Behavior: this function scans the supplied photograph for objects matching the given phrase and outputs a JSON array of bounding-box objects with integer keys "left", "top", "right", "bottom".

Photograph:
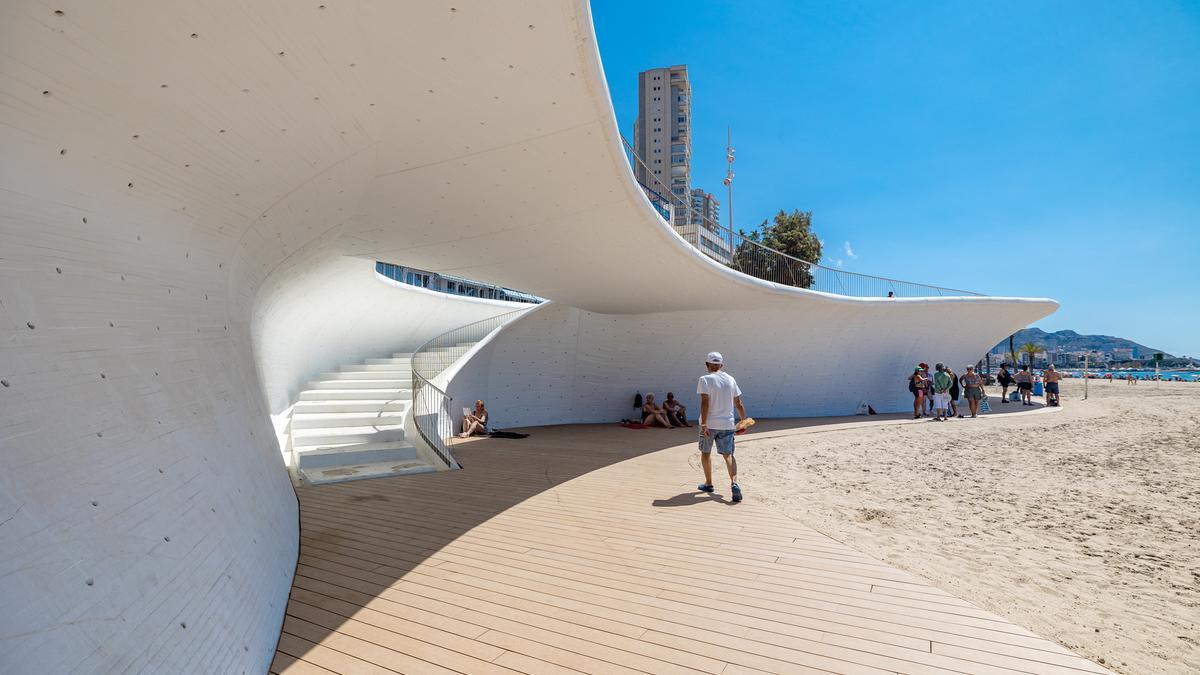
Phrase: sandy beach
[{"left": 737, "top": 379, "right": 1199, "bottom": 674}]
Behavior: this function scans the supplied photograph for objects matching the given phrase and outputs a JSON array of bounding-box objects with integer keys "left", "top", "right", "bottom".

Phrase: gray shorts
[{"left": 699, "top": 428, "right": 735, "bottom": 455}]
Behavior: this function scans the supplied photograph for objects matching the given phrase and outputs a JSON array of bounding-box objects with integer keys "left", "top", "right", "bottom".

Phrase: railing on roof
[{"left": 621, "top": 137, "right": 984, "bottom": 298}]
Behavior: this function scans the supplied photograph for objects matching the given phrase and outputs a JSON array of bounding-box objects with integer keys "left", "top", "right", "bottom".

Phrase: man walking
[
  {"left": 697, "top": 351, "right": 748, "bottom": 503},
  {"left": 931, "top": 363, "right": 953, "bottom": 421}
]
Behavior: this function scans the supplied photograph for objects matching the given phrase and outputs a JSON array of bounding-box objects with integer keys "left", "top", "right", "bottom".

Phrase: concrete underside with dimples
[{"left": 0, "top": 1, "right": 1054, "bottom": 671}]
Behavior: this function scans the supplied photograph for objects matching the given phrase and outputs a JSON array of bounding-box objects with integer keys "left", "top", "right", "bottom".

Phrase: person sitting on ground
[
  {"left": 907, "top": 366, "right": 928, "bottom": 419},
  {"left": 663, "top": 392, "right": 690, "bottom": 427},
  {"left": 641, "top": 393, "right": 673, "bottom": 428},
  {"left": 931, "top": 363, "right": 953, "bottom": 421},
  {"left": 1015, "top": 366, "right": 1034, "bottom": 405},
  {"left": 997, "top": 364, "right": 1014, "bottom": 402},
  {"left": 961, "top": 364, "right": 985, "bottom": 418},
  {"left": 460, "top": 399, "right": 489, "bottom": 437},
  {"left": 1044, "top": 364, "right": 1063, "bottom": 407}
]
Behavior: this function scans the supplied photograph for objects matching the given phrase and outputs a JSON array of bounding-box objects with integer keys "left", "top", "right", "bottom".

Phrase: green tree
[
  {"left": 1019, "top": 342, "right": 1042, "bottom": 368},
  {"left": 731, "top": 209, "right": 822, "bottom": 288}
]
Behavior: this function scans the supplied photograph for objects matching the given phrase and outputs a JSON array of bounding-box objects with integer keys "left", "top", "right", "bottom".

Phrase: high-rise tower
[{"left": 634, "top": 65, "right": 690, "bottom": 228}]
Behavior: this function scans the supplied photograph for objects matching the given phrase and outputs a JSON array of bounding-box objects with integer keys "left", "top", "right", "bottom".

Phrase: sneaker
[
  {"left": 731, "top": 483, "right": 743, "bottom": 502},
  {"left": 697, "top": 483, "right": 714, "bottom": 493}
]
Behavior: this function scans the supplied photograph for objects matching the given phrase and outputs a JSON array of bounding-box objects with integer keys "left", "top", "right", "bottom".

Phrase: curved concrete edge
[
  {"left": 252, "top": 253, "right": 526, "bottom": 413},
  {"left": 445, "top": 298, "right": 1055, "bottom": 429},
  {"left": 0, "top": 1, "right": 1058, "bottom": 671}
]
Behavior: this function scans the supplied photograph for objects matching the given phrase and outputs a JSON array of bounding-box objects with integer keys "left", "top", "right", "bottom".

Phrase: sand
[{"left": 737, "top": 379, "right": 1200, "bottom": 674}]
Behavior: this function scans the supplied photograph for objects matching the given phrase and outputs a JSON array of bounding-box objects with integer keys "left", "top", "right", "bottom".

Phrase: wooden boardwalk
[{"left": 271, "top": 422, "right": 1107, "bottom": 675}]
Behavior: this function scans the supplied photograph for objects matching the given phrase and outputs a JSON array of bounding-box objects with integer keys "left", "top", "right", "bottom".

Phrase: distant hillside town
[{"left": 989, "top": 328, "right": 1194, "bottom": 368}]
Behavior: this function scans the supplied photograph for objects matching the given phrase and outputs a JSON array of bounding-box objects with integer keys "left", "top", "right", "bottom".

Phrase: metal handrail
[
  {"left": 620, "top": 136, "right": 983, "bottom": 298},
  {"left": 409, "top": 306, "right": 533, "bottom": 468}
]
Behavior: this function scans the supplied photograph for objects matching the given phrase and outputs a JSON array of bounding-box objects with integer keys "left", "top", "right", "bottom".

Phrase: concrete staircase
[{"left": 290, "top": 353, "right": 437, "bottom": 485}]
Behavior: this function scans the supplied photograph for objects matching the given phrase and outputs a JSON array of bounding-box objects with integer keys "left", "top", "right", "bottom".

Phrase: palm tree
[
  {"left": 1019, "top": 342, "right": 1042, "bottom": 369},
  {"left": 1009, "top": 334, "right": 1018, "bottom": 367}
]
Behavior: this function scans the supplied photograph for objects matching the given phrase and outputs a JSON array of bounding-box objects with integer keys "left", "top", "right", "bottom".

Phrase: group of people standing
[
  {"left": 995, "top": 363, "right": 1063, "bottom": 407},
  {"left": 907, "top": 362, "right": 986, "bottom": 420}
]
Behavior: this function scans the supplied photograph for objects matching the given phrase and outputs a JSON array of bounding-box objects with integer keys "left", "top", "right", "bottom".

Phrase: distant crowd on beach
[{"left": 906, "top": 362, "right": 1064, "bottom": 421}]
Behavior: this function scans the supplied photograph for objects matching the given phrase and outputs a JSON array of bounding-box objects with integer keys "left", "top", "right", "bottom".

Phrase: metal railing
[
  {"left": 410, "top": 307, "right": 534, "bottom": 468},
  {"left": 621, "top": 137, "right": 983, "bottom": 298}
]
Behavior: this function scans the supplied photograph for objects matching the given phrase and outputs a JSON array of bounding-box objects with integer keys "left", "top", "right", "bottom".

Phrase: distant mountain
[{"left": 991, "top": 328, "right": 1172, "bottom": 359}]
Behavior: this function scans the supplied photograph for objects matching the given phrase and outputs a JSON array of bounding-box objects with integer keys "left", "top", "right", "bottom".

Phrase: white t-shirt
[{"left": 697, "top": 370, "right": 742, "bottom": 430}]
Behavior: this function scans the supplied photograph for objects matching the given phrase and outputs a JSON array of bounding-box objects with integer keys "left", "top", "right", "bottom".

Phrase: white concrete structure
[{"left": 0, "top": 1, "right": 1055, "bottom": 672}]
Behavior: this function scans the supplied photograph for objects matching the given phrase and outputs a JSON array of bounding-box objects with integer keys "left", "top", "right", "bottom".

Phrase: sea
[{"left": 1065, "top": 369, "right": 1200, "bottom": 381}]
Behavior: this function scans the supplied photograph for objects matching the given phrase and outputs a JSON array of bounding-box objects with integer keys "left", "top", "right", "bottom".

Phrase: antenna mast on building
[{"left": 723, "top": 127, "right": 735, "bottom": 257}]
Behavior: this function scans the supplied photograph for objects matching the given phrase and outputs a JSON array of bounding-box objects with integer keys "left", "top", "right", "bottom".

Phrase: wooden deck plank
[{"left": 273, "top": 424, "right": 1109, "bottom": 675}]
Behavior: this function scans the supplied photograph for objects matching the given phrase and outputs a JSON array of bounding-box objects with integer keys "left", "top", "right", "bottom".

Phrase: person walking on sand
[
  {"left": 696, "top": 351, "right": 748, "bottom": 503},
  {"left": 1044, "top": 364, "right": 1063, "bottom": 407},
  {"left": 961, "top": 365, "right": 985, "bottom": 417},
  {"left": 931, "top": 363, "right": 953, "bottom": 421}
]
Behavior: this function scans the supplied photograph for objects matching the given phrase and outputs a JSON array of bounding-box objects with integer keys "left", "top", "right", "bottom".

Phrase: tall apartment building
[
  {"left": 634, "top": 65, "right": 691, "bottom": 228},
  {"left": 690, "top": 188, "right": 720, "bottom": 227},
  {"left": 689, "top": 188, "right": 732, "bottom": 263}
]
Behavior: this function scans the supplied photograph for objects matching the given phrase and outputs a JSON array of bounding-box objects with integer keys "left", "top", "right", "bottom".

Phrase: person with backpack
[{"left": 907, "top": 366, "right": 928, "bottom": 419}]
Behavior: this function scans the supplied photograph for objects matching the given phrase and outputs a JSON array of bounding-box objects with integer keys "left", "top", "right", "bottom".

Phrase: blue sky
[{"left": 593, "top": 1, "right": 1200, "bottom": 357}]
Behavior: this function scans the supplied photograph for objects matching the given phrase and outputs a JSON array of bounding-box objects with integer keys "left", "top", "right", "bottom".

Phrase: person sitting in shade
[
  {"left": 641, "top": 393, "right": 673, "bottom": 428},
  {"left": 459, "top": 399, "right": 488, "bottom": 437},
  {"left": 663, "top": 392, "right": 690, "bottom": 427}
]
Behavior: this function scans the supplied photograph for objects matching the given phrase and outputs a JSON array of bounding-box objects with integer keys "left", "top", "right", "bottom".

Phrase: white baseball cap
[{"left": 706, "top": 351, "right": 724, "bottom": 365}]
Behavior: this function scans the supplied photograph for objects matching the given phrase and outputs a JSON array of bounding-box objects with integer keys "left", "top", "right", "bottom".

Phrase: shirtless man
[
  {"left": 1044, "top": 364, "right": 1063, "bottom": 406},
  {"left": 662, "top": 392, "right": 690, "bottom": 427}
]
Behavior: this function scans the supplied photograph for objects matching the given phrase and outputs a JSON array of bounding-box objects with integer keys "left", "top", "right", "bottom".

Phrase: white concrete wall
[
  {"left": 0, "top": 1, "right": 1057, "bottom": 672},
  {"left": 253, "top": 253, "right": 527, "bottom": 412},
  {"left": 447, "top": 297, "right": 1055, "bottom": 430}
]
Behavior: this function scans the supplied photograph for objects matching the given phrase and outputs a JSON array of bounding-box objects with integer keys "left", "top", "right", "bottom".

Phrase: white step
[
  {"left": 392, "top": 352, "right": 415, "bottom": 358},
  {"left": 291, "top": 411, "right": 407, "bottom": 429},
  {"left": 299, "top": 459, "right": 436, "bottom": 486},
  {"left": 292, "top": 424, "right": 406, "bottom": 448},
  {"left": 319, "top": 370, "right": 410, "bottom": 381},
  {"left": 306, "top": 379, "right": 410, "bottom": 390},
  {"left": 298, "top": 388, "right": 413, "bottom": 401},
  {"left": 293, "top": 400, "right": 411, "bottom": 414},
  {"left": 351, "top": 362, "right": 412, "bottom": 371},
  {"left": 296, "top": 441, "right": 417, "bottom": 468}
]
